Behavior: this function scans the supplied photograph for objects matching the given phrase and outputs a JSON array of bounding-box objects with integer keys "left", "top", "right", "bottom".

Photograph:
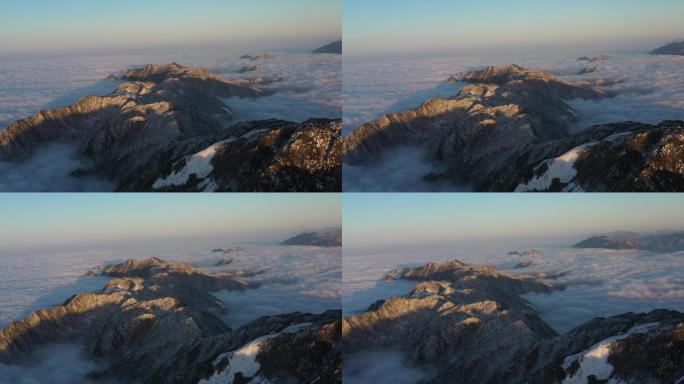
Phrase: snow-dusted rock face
[
  {"left": 152, "top": 119, "right": 343, "bottom": 192},
  {"left": 343, "top": 259, "right": 684, "bottom": 384},
  {"left": 485, "top": 120, "right": 684, "bottom": 192},
  {"left": 344, "top": 64, "right": 684, "bottom": 192},
  {"left": 0, "top": 258, "right": 342, "bottom": 384},
  {"left": 0, "top": 63, "right": 342, "bottom": 192}
]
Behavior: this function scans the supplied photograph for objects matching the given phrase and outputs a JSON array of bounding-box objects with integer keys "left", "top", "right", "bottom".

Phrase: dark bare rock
[
  {"left": 480, "top": 120, "right": 684, "bottom": 192},
  {"left": 650, "top": 41, "right": 684, "bottom": 56},
  {"left": 577, "top": 56, "right": 591, "bottom": 61},
  {"left": 151, "top": 119, "right": 343, "bottom": 192},
  {"left": 105, "top": 74, "right": 118, "bottom": 80},
  {"left": 345, "top": 259, "right": 684, "bottom": 384},
  {"left": 574, "top": 231, "right": 684, "bottom": 252},
  {"left": 281, "top": 228, "right": 342, "bottom": 247},
  {"left": 313, "top": 41, "right": 342, "bottom": 54},
  {"left": 514, "top": 260, "right": 535, "bottom": 269},
  {"left": 0, "top": 63, "right": 341, "bottom": 192},
  {"left": 0, "top": 259, "right": 341, "bottom": 384}
]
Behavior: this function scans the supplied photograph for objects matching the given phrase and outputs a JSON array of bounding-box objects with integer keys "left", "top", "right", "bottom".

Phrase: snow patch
[
  {"left": 200, "top": 323, "right": 312, "bottom": 384},
  {"left": 152, "top": 139, "right": 234, "bottom": 189},
  {"left": 561, "top": 322, "right": 659, "bottom": 384},
  {"left": 515, "top": 142, "right": 596, "bottom": 192}
]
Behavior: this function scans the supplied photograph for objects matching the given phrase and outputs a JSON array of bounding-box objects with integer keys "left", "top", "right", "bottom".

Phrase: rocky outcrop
[
  {"left": 482, "top": 120, "right": 684, "bottom": 192},
  {"left": 0, "top": 63, "right": 342, "bottom": 192},
  {"left": 650, "top": 41, "right": 684, "bottom": 56},
  {"left": 151, "top": 119, "right": 342, "bottom": 192},
  {"left": 281, "top": 228, "right": 342, "bottom": 247},
  {"left": 238, "top": 64, "right": 259, "bottom": 73},
  {"left": 343, "top": 259, "right": 684, "bottom": 384},
  {"left": 313, "top": 41, "right": 342, "bottom": 54},
  {"left": 574, "top": 231, "right": 684, "bottom": 252},
  {"left": 0, "top": 258, "right": 341, "bottom": 384},
  {"left": 577, "top": 66, "right": 599, "bottom": 75}
]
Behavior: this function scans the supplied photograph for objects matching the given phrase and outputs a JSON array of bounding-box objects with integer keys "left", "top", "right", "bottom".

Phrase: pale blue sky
[
  {"left": 0, "top": 0, "right": 341, "bottom": 56},
  {"left": 344, "top": 0, "right": 684, "bottom": 57},
  {"left": 0, "top": 194, "right": 340, "bottom": 251},
  {"left": 343, "top": 194, "right": 684, "bottom": 251}
]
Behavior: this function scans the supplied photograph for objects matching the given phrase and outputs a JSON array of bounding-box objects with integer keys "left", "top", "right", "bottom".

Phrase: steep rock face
[
  {"left": 0, "top": 63, "right": 342, "bottom": 192},
  {"left": 0, "top": 258, "right": 341, "bottom": 384},
  {"left": 151, "top": 119, "right": 343, "bottom": 192},
  {"left": 281, "top": 228, "right": 342, "bottom": 247},
  {"left": 482, "top": 120, "right": 684, "bottom": 192},
  {"left": 528, "top": 310, "right": 684, "bottom": 384},
  {"left": 344, "top": 65, "right": 613, "bottom": 185},
  {"left": 650, "top": 41, "right": 684, "bottom": 56},
  {"left": 343, "top": 259, "right": 684, "bottom": 384}
]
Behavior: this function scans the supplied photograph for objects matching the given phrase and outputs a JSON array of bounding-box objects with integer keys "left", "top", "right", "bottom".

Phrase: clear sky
[
  {"left": 0, "top": 194, "right": 340, "bottom": 252},
  {"left": 0, "top": 0, "right": 341, "bottom": 56},
  {"left": 343, "top": 194, "right": 684, "bottom": 252},
  {"left": 344, "top": 0, "right": 684, "bottom": 57}
]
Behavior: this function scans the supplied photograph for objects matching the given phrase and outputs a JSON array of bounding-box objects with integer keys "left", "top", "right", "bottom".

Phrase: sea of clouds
[
  {"left": 0, "top": 50, "right": 340, "bottom": 191},
  {"left": 343, "top": 53, "right": 684, "bottom": 191},
  {"left": 343, "top": 243, "right": 684, "bottom": 383},
  {"left": 0, "top": 241, "right": 340, "bottom": 382}
]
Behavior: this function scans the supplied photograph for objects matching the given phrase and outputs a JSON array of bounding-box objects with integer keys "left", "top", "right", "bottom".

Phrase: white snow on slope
[
  {"left": 515, "top": 132, "right": 634, "bottom": 192},
  {"left": 561, "top": 322, "right": 660, "bottom": 384},
  {"left": 152, "top": 139, "right": 234, "bottom": 189},
  {"left": 200, "top": 323, "right": 312, "bottom": 384}
]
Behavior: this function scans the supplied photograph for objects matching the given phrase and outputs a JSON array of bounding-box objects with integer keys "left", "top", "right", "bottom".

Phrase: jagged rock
[
  {"left": 281, "top": 228, "right": 342, "bottom": 247},
  {"left": 344, "top": 259, "right": 684, "bottom": 384},
  {"left": 650, "top": 41, "right": 684, "bottom": 55},
  {"left": 313, "top": 41, "right": 342, "bottom": 54},
  {"left": 577, "top": 56, "right": 591, "bottom": 61},
  {"left": 0, "top": 63, "right": 342, "bottom": 192},
  {"left": 573, "top": 231, "right": 684, "bottom": 252},
  {"left": 0, "top": 258, "right": 341, "bottom": 384},
  {"left": 344, "top": 65, "right": 614, "bottom": 187},
  {"left": 483, "top": 120, "right": 684, "bottom": 192},
  {"left": 151, "top": 119, "right": 342, "bottom": 192},
  {"left": 514, "top": 260, "right": 534, "bottom": 269},
  {"left": 105, "top": 74, "right": 118, "bottom": 80}
]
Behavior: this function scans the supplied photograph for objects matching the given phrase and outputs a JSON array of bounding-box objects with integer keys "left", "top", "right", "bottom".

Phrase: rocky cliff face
[
  {"left": 0, "top": 258, "right": 341, "bottom": 384},
  {"left": 0, "top": 63, "right": 342, "bottom": 192},
  {"left": 343, "top": 259, "right": 684, "bottom": 384},
  {"left": 344, "top": 64, "right": 684, "bottom": 192}
]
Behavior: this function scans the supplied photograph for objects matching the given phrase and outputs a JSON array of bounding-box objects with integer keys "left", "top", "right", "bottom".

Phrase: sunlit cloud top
[
  {"left": 0, "top": 0, "right": 341, "bottom": 56},
  {"left": 344, "top": 0, "right": 684, "bottom": 57}
]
